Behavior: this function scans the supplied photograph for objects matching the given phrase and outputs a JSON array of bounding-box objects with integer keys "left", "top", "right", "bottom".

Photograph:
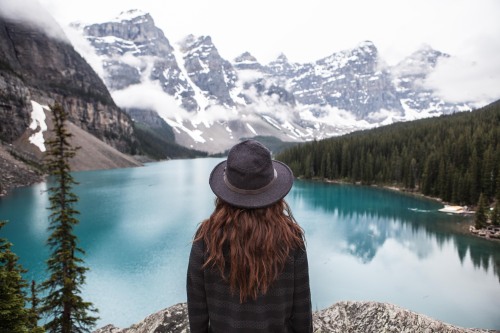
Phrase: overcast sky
[{"left": 2, "top": 0, "right": 500, "bottom": 105}]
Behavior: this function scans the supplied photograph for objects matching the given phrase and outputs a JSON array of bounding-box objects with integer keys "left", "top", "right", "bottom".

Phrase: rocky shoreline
[
  {"left": 0, "top": 144, "right": 44, "bottom": 197},
  {"left": 93, "top": 301, "right": 499, "bottom": 333},
  {"left": 470, "top": 225, "right": 500, "bottom": 241}
]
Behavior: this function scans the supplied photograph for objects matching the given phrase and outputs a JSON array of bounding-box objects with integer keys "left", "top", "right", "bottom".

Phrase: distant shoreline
[
  {"left": 302, "top": 177, "right": 500, "bottom": 243},
  {"left": 318, "top": 177, "right": 445, "bottom": 204},
  {"left": 318, "top": 177, "right": 500, "bottom": 243}
]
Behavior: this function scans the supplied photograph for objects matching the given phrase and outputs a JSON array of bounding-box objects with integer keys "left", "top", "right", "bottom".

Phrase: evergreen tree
[
  {"left": 40, "top": 103, "right": 98, "bottom": 333},
  {"left": 482, "top": 145, "right": 495, "bottom": 198},
  {"left": 0, "top": 221, "right": 30, "bottom": 333},
  {"left": 276, "top": 99, "right": 500, "bottom": 206},
  {"left": 469, "top": 148, "right": 481, "bottom": 204},
  {"left": 29, "top": 281, "right": 45, "bottom": 333},
  {"left": 474, "top": 193, "right": 488, "bottom": 229},
  {"left": 491, "top": 200, "right": 500, "bottom": 226},
  {"left": 496, "top": 170, "right": 500, "bottom": 201}
]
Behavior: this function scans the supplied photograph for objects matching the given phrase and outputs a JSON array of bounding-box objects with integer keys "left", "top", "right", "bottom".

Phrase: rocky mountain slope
[
  {"left": 93, "top": 301, "right": 498, "bottom": 333},
  {"left": 73, "top": 9, "right": 473, "bottom": 153},
  {"left": 0, "top": 12, "right": 149, "bottom": 194},
  {"left": 0, "top": 11, "right": 168, "bottom": 198},
  {"left": 0, "top": 15, "right": 143, "bottom": 149},
  {"left": 0, "top": 15, "right": 136, "bottom": 153},
  {"left": 0, "top": 143, "right": 43, "bottom": 196}
]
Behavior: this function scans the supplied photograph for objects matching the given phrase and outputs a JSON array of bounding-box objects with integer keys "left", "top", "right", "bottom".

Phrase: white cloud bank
[
  {"left": 111, "top": 81, "right": 241, "bottom": 127},
  {"left": 0, "top": 0, "right": 67, "bottom": 41},
  {"left": 425, "top": 34, "right": 500, "bottom": 105},
  {"left": 112, "top": 81, "right": 187, "bottom": 121}
]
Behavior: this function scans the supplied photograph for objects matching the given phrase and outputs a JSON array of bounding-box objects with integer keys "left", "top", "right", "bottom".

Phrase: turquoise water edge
[{"left": 1, "top": 158, "right": 499, "bottom": 329}]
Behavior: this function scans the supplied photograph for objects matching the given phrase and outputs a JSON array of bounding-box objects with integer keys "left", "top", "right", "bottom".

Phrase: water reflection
[
  {"left": 290, "top": 180, "right": 500, "bottom": 283},
  {"left": 289, "top": 180, "right": 500, "bottom": 329}
]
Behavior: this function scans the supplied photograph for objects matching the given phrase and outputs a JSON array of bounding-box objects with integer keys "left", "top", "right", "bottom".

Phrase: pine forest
[{"left": 277, "top": 100, "right": 500, "bottom": 207}]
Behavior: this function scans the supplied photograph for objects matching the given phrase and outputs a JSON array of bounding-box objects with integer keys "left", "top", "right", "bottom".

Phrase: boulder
[{"left": 93, "top": 301, "right": 498, "bottom": 333}]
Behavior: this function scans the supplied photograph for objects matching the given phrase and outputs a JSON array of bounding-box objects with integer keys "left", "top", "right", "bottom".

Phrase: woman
[{"left": 187, "top": 139, "right": 313, "bottom": 333}]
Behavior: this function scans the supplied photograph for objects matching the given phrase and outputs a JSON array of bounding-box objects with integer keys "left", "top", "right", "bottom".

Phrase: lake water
[{"left": 1, "top": 158, "right": 499, "bottom": 330}]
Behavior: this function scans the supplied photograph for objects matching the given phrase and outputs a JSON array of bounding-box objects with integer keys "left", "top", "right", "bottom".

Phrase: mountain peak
[
  {"left": 233, "top": 52, "right": 262, "bottom": 70},
  {"left": 266, "top": 53, "right": 297, "bottom": 76},
  {"left": 356, "top": 40, "right": 377, "bottom": 55},
  {"left": 395, "top": 45, "right": 448, "bottom": 72},
  {"left": 413, "top": 44, "right": 448, "bottom": 63},
  {"left": 180, "top": 34, "right": 213, "bottom": 49},
  {"left": 115, "top": 9, "right": 150, "bottom": 22},
  {"left": 358, "top": 40, "right": 375, "bottom": 47},
  {"left": 234, "top": 51, "right": 258, "bottom": 63},
  {"left": 274, "top": 53, "right": 289, "bottom": 63}
]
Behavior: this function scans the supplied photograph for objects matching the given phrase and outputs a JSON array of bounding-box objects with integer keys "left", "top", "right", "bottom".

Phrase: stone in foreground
[{"left": 94, "top": 301, "right": 497, "bottom": 333}]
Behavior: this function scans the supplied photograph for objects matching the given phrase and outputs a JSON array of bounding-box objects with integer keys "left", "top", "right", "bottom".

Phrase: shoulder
[
  {"left": 291, "top": 244, "right": 307, "bottom": 258},
  {"left": 189, "top": 239, "right": 206, "bottom": 263},
  {"left": 291, "top": 245, "right": 309, "bottom": 268},
  {"left": 191, "top": 239, "right": 206, "bottom": 254}
]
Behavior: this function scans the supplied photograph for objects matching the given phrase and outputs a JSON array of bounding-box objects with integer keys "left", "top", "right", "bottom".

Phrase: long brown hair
[{"left": 194, "top": 198, "right": 305, "bottom": 302}]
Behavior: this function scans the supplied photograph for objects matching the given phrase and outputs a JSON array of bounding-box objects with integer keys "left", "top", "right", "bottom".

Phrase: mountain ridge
[{"left": 72, "top": 9, "right": 474, "bottom": 153}]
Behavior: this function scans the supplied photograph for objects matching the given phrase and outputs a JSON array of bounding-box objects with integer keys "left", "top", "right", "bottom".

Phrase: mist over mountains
[
  {"left": 0, "top": 3, "right": 484, "bottom": 158},
  {"left": 69, "top": 9, "right": 473, "bottom": 153}
]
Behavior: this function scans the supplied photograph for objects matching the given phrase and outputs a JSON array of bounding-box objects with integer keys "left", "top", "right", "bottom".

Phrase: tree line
[
  {"left": 277, "top": 100, "right": 500, "bottom": 208},
  {"left": 1, "top": 104, "right": 97, "bottom": 332}
]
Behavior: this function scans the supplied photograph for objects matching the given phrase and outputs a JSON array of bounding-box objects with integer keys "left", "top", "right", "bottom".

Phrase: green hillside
[{"left": 277, "top": 100, "right": 500, "bottom": 206}]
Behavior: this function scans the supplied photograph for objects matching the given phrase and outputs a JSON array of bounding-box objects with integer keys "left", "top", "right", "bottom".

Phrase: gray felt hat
[{"left": 209, "top": 140, "right": 294, "bottom": 208}]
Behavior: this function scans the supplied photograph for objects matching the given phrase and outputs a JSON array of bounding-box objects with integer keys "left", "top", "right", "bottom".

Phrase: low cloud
[
  {"left": 111, "top": 81, "right": 242, "bottom": 127},
  {"left": 424, "top": 35, "right": 500, "bottom": 106},
  {"left": 236, "top": 69, "right": 265, "bottom": 84},
  {"left": 299, "top": 105, "right": 370, "bottom": 129},
  {"left": 64, "top": 26, "right": 105, "bottom": 79},
  {"left": 0, "top": 0, "right": 68, "bottom": 41},
  {"left": 112, "top": 81, "right": 188, "bottom": 122},
  {"left": 199, "top": 105, "right": 239, "bottom": 123}
]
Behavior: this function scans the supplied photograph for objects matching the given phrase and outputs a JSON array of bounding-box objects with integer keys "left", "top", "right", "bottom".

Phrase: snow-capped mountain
[
  {"left": 73, "top": 9, "right": 473, "bottom": 153},
  {"left": 285, "top": 41, "right": 402, "bottom": 121}
]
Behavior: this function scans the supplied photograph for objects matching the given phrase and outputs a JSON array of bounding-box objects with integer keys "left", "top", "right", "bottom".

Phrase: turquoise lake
[{"left": 1, "top": 158, "right": 499, "bottom": 329}]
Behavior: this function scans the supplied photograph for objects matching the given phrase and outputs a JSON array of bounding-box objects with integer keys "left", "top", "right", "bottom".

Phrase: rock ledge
[{"left": 93, "top": 301, "right": 498, "bottom": 333}]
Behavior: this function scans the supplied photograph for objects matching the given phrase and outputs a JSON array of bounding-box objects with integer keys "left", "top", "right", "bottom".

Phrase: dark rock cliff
[
  {"left": 0, "top": 14, "right": 146, "bottom": 195},
  {"left": 0, "top": 15, "right": 136, "bottom": 154}
]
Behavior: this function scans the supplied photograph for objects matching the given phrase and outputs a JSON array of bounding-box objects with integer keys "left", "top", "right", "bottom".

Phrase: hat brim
[{"left": 209, "top": 160, "right": 294, "bottom": 208}]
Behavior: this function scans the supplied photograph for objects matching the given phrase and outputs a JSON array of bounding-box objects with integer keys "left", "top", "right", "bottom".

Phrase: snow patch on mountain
[
  {"left": 172, "top": 47, "right": 209, "bottom": 111},
  {"left": 246, "top": 123, "right": 257, "bottom": 135},
  {"left": 28, "top": 101, "right": 49, "bottom": 152},
  {"left": 112, "top": 9, "right": 149, "bottom": 23}
]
